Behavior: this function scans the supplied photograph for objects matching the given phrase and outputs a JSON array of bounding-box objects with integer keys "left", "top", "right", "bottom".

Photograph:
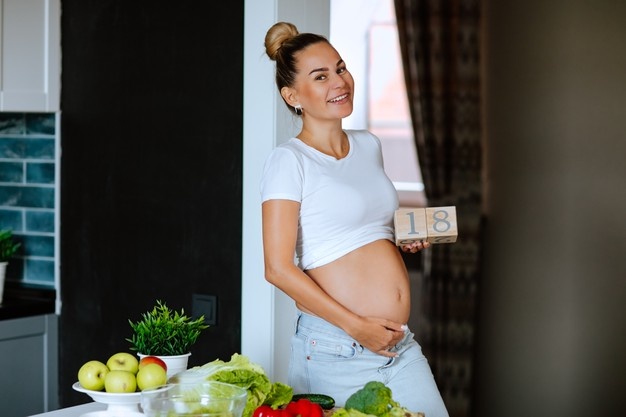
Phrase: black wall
[{"left": 59, "top": 0, "right": 244, "bottom": 406}]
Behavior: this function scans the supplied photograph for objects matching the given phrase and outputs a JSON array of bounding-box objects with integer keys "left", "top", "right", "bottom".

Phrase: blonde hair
[
  {"left": 264, "top": 22, "right": 300, "bottom": 61},
  {"left": 264, "top": 22, "right": 329, "bottom": 112}
]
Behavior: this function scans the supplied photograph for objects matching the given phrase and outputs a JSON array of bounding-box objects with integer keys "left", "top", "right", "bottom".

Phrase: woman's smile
[{"left": 328, "top": 93, "right": 350, "bottom": 103}]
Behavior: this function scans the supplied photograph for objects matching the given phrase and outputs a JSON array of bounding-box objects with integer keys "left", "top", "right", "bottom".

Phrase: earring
[{"left": 294, "top": 105, "right": 303, "bottom": 116}]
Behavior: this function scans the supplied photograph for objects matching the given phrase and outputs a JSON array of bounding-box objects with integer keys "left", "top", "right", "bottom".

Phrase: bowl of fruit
[
  {"left": 74, "top": 352, "right": 169, "bottom": 413},
  {"left": 140, "top": 381, "right": 248, "bottom": 417}
]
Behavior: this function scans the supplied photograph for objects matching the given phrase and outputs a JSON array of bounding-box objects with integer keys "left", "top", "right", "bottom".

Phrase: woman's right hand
[{"left": 349, "top": 316, "right": 407, "bottom": 357}]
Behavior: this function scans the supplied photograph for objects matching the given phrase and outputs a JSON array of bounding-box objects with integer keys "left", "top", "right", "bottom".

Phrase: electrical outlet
[{"left": 192, "top": 294, "right": 217, "bottom": 325}]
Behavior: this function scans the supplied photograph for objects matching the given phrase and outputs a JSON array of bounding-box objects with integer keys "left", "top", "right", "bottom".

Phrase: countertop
[
  {"left": 0, "top": 281, "right": 56, "bottom": 320},
  {"left": 30, "top": 402, "right": 106, "bottom": 417}
]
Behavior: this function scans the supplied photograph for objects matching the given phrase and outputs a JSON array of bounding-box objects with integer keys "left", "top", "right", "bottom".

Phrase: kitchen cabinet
[
  {"left": 0, "top": 0, "right": 60, "bottom": 111},
  {"left": 0, "top": 314, "right": 59, "bottom": 417}
]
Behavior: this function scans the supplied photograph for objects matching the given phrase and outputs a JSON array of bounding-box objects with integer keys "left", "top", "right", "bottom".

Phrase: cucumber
[{"left": 291, "top": 393, "right": 336, "bottom": 410}]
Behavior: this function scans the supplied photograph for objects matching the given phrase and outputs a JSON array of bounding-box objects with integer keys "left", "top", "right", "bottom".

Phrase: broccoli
[{"left": 344, "top": 381, "right": 400, "bottom": 416}]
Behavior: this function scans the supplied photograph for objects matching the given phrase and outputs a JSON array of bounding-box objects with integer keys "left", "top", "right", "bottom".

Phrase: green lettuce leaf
[
  {"left": 171, "top": 353, "right": 292, "bottom": 417},
  {"left": 263, "top": 381, "right": 293, "bottom": 409}
]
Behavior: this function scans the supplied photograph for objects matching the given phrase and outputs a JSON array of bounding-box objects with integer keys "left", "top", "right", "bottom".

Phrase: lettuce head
[{"left": 170, "top": 353, "right": 293, "bottom": 417}]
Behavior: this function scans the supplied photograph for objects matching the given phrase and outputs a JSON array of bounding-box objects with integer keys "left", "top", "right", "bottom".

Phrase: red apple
[{"left": 139, "top": 355, "right": 167, "bottom": 372}]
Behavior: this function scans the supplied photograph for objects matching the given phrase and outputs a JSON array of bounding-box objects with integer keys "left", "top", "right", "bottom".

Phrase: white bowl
[{"left": 72, "top": 382, "right": 142, "bottom": 413}]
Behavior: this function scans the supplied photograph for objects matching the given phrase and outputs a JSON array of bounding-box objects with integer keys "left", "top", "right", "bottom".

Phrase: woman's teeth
[{"left": 329, "top": 94, "right": 348, "bottom": 103}]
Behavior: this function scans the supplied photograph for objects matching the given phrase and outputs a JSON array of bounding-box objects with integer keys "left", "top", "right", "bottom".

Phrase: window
[{"left": 331, "top": 0, "right": 426, "bottom": 207}]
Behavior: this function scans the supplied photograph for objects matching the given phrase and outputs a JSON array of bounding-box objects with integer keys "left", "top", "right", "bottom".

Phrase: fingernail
[{"left": 401, "top": 324, "right": 408, "bottom": 331}]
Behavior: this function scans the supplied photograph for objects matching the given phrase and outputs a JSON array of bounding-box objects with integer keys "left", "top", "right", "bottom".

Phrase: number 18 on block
[{"left": 394, "top": 206, "right": 458, "bottom": 245}]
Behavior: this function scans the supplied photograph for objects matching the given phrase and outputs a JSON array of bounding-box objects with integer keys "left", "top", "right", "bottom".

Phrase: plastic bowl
[{"left": 140, "top": 381, "right": 248, "bottom": 417}]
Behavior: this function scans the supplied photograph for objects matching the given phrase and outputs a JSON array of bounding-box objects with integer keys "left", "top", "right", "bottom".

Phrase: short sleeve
[{"left": 260, "top": 147, "right": 303, "bottom": 202}]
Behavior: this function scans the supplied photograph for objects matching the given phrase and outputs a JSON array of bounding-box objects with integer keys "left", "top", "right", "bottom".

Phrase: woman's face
[{"left": 290, "top": 41, "right": 354, "bottom": 121}]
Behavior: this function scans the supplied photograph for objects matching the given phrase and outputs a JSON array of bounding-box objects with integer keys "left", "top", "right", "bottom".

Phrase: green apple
[
  {"left": 106, "top": 352, "right": 139, "bottom": 374},
  {"left": 136, "top": 363, "right": 167, "bottom": 391},
  {"left": 104, "top": 370, "right": 137, "bottom": 393},
  {"left": 78, "top": 360, "right": 109, "bottom": 391}
]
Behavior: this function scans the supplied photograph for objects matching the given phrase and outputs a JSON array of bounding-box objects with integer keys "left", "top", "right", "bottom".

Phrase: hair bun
[{"left": 265, "top": 22, "right": 299, "bottom": 61}]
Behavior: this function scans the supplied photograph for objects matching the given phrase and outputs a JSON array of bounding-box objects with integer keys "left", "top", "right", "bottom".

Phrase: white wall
[
  {"left": 477, "top": 1, "right": 626, "bottom": 416},
  {"left": 242, "top": 0, "right": 329, "bottom": 383}
]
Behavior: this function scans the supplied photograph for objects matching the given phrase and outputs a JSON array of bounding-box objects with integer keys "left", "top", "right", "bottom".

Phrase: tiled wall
[{"left": 0, "top": 113, "right": 57, "bottom": 286}]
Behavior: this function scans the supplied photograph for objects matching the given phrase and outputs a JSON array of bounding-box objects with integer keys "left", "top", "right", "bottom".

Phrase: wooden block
[
  {"left": 394, "top": 206, "right": 458, "bottom": 245},
  {"left": 425, "top": 206, "right": 458, "bottom": 243},
  {"left": 394, "top": 208, "right": 428, "bottom": 245}
]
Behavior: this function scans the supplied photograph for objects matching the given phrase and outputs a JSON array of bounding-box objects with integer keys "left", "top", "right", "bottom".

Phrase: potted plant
[
  {"left": 0, "top": 230, "right": 21, "bottom": 304},
  {"left": 126, "top": 300, "right": 209, "bottom": 377}
]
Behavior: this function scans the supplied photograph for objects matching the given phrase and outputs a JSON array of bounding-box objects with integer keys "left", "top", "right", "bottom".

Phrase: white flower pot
[{"left": 138, "top": 352, "right": 191, "bottom": 379}]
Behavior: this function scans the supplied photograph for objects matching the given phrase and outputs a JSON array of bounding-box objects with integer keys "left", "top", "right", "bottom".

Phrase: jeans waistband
[{"left": 294, "top": 310, "right": 414, "bottom": 353}]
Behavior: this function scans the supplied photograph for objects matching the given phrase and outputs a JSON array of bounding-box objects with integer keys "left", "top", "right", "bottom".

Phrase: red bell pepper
[
  {"left": 286, "top": 399, "right": 324, "bottom": 417},
  {"left": 253, "top": 398, "right": 324, "bottom": 417}
]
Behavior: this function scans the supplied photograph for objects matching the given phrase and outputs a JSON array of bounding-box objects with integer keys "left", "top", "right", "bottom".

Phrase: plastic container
[{"left": 140, "top": 381, "right": 248, "bottom": 417}]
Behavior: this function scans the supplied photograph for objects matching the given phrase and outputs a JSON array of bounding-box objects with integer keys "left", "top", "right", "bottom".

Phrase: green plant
[
  {"left": 126, "top": 300, "right": 209, "bottom": 356},
  {"left": 0, "top": 230, "right": 21, "bottom": 263}
]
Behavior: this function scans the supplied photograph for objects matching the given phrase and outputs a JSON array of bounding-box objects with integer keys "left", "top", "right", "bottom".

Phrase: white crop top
[{"left": 260, "top": 130, "right": 399, "bottom": 270}]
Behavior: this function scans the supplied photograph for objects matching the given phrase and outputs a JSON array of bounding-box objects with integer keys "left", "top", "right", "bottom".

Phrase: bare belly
[{"left": 301, "top": 239, "right": 411, "bottom": 324}]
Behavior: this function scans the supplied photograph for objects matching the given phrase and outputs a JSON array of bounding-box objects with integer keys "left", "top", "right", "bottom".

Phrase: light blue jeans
[{"left": 288, "top": 311, "right": 449, "bottom": 417}]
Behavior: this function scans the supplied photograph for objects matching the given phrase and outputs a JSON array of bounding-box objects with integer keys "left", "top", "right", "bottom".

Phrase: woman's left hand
[{"left": 400, "top": 240, "right": 430, "bottom": 253}]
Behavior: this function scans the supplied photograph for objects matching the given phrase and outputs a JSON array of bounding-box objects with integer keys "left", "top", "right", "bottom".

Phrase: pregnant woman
[{"left": 260, "top": 22, "right": 449, "bottom": 417}]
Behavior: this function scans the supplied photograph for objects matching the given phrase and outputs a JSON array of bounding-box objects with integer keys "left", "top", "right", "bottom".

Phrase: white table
[{"left": 30, "top": 402, "right": 108, "bottom": 416}]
